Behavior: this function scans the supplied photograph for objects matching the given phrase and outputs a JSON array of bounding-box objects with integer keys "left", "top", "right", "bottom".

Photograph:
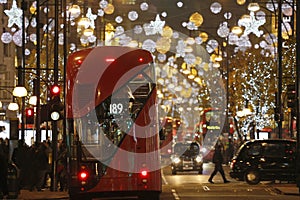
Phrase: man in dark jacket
[{"left": 208, "top": 144, "right": 230, "bottom": 183}]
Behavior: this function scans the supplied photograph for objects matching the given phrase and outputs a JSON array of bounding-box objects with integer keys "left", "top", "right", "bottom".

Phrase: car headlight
[
  {"left": 195, "top": 155, "right": 202, "bottom": 163},
  {"left": 172, "top": 157, "right": 181, "bottom": 164}
]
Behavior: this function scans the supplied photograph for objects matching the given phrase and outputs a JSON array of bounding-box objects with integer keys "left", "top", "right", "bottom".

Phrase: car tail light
[
  {"left": 230, "top": 159, "right": 236, "bottom": 169},
  {"left": 78, "top": 166, "right": 89, "bottom": 182}
]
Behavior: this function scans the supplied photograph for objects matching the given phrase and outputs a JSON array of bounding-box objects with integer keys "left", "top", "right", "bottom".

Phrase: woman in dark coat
[{"left": 208, "top": 144, "right": 230, "bottom": 183}]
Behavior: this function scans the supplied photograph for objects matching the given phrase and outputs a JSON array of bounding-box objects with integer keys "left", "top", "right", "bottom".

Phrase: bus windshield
[{"left": 73, "top": 64, "right": 156, "bottom": 162}]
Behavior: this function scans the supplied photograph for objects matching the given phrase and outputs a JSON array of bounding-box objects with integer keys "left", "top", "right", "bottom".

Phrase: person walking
[{"left": 208, "top": 144, "right": 230, "bottom": 184}]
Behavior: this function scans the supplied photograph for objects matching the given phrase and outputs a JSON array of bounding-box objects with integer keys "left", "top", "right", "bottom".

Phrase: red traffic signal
[
  {"left": 25, "top": 108, "right": 34, "bottom": 117},
  {"left": 25, "top": 108, "right": 34, "bottom": 124},
  {"left": 50, "top": 85, "right": 60, "bottom": 96}
]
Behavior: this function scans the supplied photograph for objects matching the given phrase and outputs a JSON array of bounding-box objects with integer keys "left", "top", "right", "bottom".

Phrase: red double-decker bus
[{"left": 66, "top": 46, "right": 161, "bottom": 199}]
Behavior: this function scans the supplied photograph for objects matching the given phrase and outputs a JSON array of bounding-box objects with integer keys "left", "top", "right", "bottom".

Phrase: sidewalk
[
  {"left": 17, "top": 189, "right": 69, "bottom": 200},
  {"left": 273, "top": 184, "right": 300, "bottom": 196}
]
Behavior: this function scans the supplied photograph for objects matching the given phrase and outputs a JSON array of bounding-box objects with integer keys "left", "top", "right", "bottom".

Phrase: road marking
[
  {"left": 171, "top": 189, "right": 180, "bottom": 200},
  {"left": 203, "top": 185, "right": 210, "bottom": 191},
  {"left": 161, "top": 170, "right": 168, "bottom": 185}
]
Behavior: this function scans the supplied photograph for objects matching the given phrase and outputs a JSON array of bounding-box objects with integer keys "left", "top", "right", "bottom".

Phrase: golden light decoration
[
  {"left": 181, "top": 62, "right": 187, "bottom": 70},
  {"left": 189, "top": 12, "right": 203, "bottom": 27},
  {"left": 195, "top": 56, "right": 202, "bottom": 65},
  {"left": 69, "top": 4, "right": 81, "bottom": 18},
  {"left": 210, "top": 54, "right": 216, "bottom": 62},
  {"left": 162, "top": 26, "right": 173, "bottom": 38},
  {"left": 156, "top": 37, "right": 171, "bottom": 54},
  {"left": 248, "top": 3, "right": 260, "bottom": 12},
  {"left": 77, "top": 17, "right": 91, "bottom": 32},
  {"left": 105, "top": 23, "right": 115, "bottom": 32},
  {"left": 180, "top": 88, "right": 192, "bottom": 98},
  {"left": 202, "top": 63, "right": 209, "bottom": 71},
  {"left": 236, "top": 0, "right": 246, "bottom": 5},
  {"left": 199, "top": 32, "right": 208, "bottom": 42},
  {"left": 231, "top": 26, "right": 243, "bottom": 35},
  {"left": 30, "top": 4, "right": 36, "bottom": 14},
  {"left": 83, "top": 28, "right": 94, "bottom": 37},
  {"left": 104, "top": 4, "right": 115, "bottom": 15},
  {"left": 194, "top": 76, "right": 202, "bottom": 85}
]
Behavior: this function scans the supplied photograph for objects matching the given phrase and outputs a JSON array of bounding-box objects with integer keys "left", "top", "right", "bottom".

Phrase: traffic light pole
[
  {"left": 35, "top": 0, "right": 41, "bottom": 143},
  {"left": 50, "top": 0, "right": 60, "bottom": 192},
  {"left": 276, "top": 0, "right": 283, "bottom": 139}
]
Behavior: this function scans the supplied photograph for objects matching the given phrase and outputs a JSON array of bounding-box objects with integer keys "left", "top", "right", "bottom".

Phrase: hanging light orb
[
  {"left": 104, "top": 3, "right": 114, "bottom": 15},
  {"left": 236, "top": 0, "right": 246, "bottom": 5},
  {"left": 189, "top": 12, "right": 203, "bottom": 27},
  {"left": 210, "top": 2, "right": 222, "bottom": 14},
  {"left": 199, "top": 32, "right": 208, "bottom": 42},
  {"left": 69, "top": 5, "right": 81, "bottom": 18},
  {"left": 140, "top": 2, "right": 149, "bottom": 11},
  {"left": 282, "top": 3, "right": 293, "bottom": 16},
  {"left": 177, "top": 1, "right": 183, "bottom": 8},
  {"left": 128, "top": 11, "right": 139, "bottom": 21},
  {"left": 13, "top": 30, "right": 22, "bottom": 47},
  {"left": 161, "top": 26, "right": 173, "bottom": 38},
  {"left": 133, "top": 25, "right": 143, "bottom": 34},
  {"left": 115, "top": 16, "right": 123, "bottom": 23},
  {"left": 1, "top": 32, "right": 12, "bottom": 44},
  {"left": 248, "top": 3, "right": 260, "bottom": 12},
  {"left": 99, "top": 0, "right": 108, "bottom": 9},
  {"left": 266, "top": 0, "right": 277, "bottom": 12},
  {"left": 231, "top": 26, "right": 243, "bottom": 35},
  {"left": 83, "top": 28, "right": 94, "bottom": 37},
  {"left": 240, "top": 14, "right": 251, "bottom": 23},
  {"left": 195, "top": 56, "right": 202, "bottom": 65},
  {"left": 156, "top": 37, "right": 171, "bottom": 54},
  {"left": 77, "top": 17, "right": 90, "bottom": 29}
]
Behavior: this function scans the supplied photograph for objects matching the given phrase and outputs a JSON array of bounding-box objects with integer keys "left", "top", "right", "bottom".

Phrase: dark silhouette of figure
[
  {"left": 56, "top": 140, "right": 67, "bottom": 191},
  {"left": 12, "top": 139, "right": 29, "bottom": 189},
  {"left": 29, "top": 143, "right": 49, "bottom": 191},
  {"left": 208, "top": 144, "right": 230, "bottom": 184},
  {"left": 0, "top": 138, "right": 8, "bottom": 197}
]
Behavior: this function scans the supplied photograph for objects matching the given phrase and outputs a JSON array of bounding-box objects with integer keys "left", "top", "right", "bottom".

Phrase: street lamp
[
  {"left": 7, "top": 102, "right": 19, "bottom": 111},
  {"left": 12, "top": 86, "right": 27, "bottom": 97},
  {"left": 12, "top": 85, "right": 27, "bottom": 140}
]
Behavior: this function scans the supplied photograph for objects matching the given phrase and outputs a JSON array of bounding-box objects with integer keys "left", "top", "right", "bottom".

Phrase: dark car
[
  {"left": 171, "top": 141, "right": 203, "bottom": 175},
  {"left": 229, "top": 139, "right": 296, "bottom": 185}
]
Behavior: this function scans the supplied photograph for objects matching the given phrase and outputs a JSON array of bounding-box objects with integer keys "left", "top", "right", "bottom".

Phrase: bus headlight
[{"left": 172, "top": 157, "right": 181, "bottom": 164}]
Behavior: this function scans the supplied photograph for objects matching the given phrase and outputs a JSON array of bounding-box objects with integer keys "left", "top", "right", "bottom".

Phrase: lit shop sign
[
  {"left": 207, "top": 125, "right": 220, "bottom": 130},
  {"left": 110, "top": 103, "right": 124, "bottom": 114}
]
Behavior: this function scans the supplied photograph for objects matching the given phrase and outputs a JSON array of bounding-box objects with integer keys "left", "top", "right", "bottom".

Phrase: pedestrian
[
  {"left": 208, "top": 144, "right": 230, "bottom": 184},
  {"left": 29, "top": 142, "right": 49, "bottom": 191},
  {"left": 56, "top": 140, "right": 67, "bottom": 191},
  {"left": 12, "top": 139, "right": 29, "bottom": 189},
  {"left": 0, "top": 138, "right": 8, "bottom": 198}
]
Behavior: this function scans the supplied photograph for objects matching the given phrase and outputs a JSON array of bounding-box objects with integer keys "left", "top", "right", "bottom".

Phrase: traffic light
[
  {"left": 50, "top": 84, "right": 60, "bottom": 96},
  {"left": 49, "top": 85, "right": 63, "bottom": 121},
  {"left": 25, "top": 107, "right": 34, "bottom": 124}
]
